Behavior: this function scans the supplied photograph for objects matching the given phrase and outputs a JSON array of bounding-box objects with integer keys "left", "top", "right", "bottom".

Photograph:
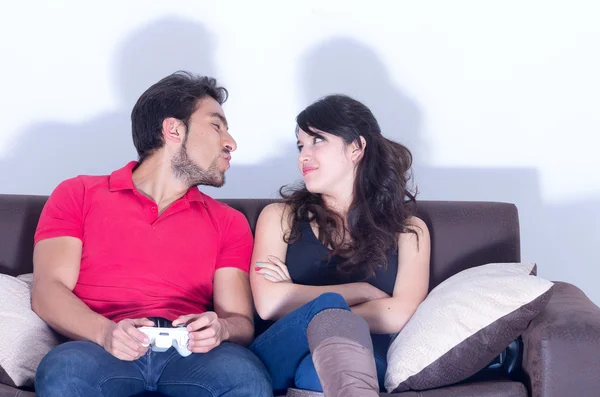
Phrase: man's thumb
[
  {"left": 172, "top": 314, "right": 196, "bottom": 327},
  {"left": 133, "top": 317, "right": 155, "bottom": 327}
]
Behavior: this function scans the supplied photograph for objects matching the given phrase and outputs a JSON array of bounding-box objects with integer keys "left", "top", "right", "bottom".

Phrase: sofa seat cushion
[
  {"left": 284, "top": 378, "right": 527, "bottom": 397},
  {"left": 0, "top": 382, "right": 35, "bottom": 397},
  {"left": 389, "top": 379, "right": 528, "bottom": 396}
]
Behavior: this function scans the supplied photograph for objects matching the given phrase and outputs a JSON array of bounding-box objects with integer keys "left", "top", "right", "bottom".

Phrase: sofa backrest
[{"left": 0, "top": 194, "right": 521, "bottom": 290}]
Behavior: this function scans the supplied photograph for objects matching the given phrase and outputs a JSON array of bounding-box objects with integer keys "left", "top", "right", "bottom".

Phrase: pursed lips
[{"left": 220, "top": 154, "right": 231, "bottom": 168}]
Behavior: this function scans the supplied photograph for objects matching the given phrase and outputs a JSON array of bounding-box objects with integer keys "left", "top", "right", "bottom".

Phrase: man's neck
[{"left": 132, "top": 155, "right": 189, "bottom": 213}]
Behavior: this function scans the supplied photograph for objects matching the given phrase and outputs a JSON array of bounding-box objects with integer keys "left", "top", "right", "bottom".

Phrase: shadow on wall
[
  {"left": 0, "top": 16, "right": 218, "bottom": 195},
  {"left": 204, "top": 38, "right": 428, "bottom": 199},
  {"left": 302, "top": 38, "right": 599, "bottom": 303},
  {"left": 216, "top": 37, "right": 599, "bottom": 304},
  {"left": 0, "top": 22, "right": 597, "bottom": 304},
  {"left": 300, "top": 38, "right": 428, "bottom": 166}
]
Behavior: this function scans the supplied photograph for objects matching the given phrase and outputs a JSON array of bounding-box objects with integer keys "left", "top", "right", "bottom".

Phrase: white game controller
[{"left": 138, "top": 325, "right": 192, "bottom": 357}]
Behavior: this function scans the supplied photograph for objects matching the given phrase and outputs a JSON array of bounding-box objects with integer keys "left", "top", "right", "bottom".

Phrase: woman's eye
[
  {"left": 314, "top": 137, "right": 324, "bottom": 144},
  {"left": 297, "top": 145, "right": 303, "bottom": 152}
]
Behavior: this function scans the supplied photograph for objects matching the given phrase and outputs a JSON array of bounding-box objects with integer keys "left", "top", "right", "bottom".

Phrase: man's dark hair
[{"left": 131, "top": 70, "right": 228, "bottom": 162}]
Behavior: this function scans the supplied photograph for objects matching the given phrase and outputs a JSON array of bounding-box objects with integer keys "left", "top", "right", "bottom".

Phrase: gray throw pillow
[
  {"left": 0, "top": 273, "right": 62, "bottom": 388},
  {"left": 385, "top": 262, "right": 553, "bottom": 393}
]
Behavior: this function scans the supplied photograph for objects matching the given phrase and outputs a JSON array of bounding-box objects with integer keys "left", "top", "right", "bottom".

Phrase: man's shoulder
[
  {"left": 201, "top": 192, "right": 243, "bottom": 216},
  {"left": 50, "top": 173, "right": 110, "bottom": 197},
  {"left": 51, "top": 162, "right": 136, "bottom": 198},
  {"left": 199, "top": 192, "right": 249, "bottom": 227}
]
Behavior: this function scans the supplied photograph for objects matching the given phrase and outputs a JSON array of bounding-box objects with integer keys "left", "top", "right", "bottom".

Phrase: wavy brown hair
[{"left": 281, "top": 94, "right": 418, "bottom": 280}]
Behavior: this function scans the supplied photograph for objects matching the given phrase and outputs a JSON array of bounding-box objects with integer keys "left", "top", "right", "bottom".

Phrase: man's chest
[{"left": 79, "top": 205, "right": 221, "bottom": 274}]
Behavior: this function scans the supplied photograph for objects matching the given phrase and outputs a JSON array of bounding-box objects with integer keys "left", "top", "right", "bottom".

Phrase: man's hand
[
  {"left": 255, "top": 255, "right": 292, "bottom": 283},
  {"left": 173, "top": 312, "right": 229, "bottom": 353},
  {"left": 100, "top": 318, "right": 154, "bottom": 361}
]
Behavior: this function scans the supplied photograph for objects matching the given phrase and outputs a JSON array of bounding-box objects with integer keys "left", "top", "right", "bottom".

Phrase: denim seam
[
  {"left": 154, "top": 348, "right": 183, "bottom": 387},
  {"left": 96, "top": 375, "right": 145, "bottom": 393},
  {"left": 157, "top": 381, "right": 216, "bottom": 396}
]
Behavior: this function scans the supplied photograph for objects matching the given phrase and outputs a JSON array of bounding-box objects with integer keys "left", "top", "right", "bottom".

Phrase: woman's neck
[{"left": 322, "top": 194, "right": 351, "bottom": 219}]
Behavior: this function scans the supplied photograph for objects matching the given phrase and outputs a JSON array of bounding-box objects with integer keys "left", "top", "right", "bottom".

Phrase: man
[{"left": 31, "top": 71, "right": 272, "bottom": 396}]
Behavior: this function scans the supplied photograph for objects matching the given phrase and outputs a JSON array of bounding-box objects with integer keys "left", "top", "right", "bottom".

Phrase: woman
[{"left": 248, "top": 94, "right": 431, "bottom": 396}]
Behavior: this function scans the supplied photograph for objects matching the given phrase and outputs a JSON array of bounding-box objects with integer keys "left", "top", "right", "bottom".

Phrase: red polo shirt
[{"left": 34, "top": 161, "right": 253, "bottom": 322}]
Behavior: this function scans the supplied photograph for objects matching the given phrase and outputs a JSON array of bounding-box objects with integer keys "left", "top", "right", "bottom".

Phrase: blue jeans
[
  {"left": 35, "top": 340, "right": 272, "bottom": 397},
  {"left": 249, "top": 293, "right": 387, "bottom": 395}
]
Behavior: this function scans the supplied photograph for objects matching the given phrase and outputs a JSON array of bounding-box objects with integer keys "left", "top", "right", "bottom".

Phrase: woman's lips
[{"left": 302, "top": 166, "right": 317, "bottom": 176}]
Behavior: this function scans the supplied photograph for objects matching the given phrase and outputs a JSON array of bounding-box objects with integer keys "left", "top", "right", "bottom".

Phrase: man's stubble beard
[{"left": 171, "top": 139, "right": 225, "bottom": 188}]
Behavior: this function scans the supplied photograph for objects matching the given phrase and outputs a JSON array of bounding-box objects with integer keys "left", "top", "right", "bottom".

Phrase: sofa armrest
[{"left": 521, "top": 281, "right": 600, "bottom": 397}]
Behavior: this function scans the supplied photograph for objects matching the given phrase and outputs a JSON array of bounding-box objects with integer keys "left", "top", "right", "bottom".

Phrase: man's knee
[
  {"left": 35, "top": 342, "right": 95, "bottom": 392},
  {"left": 37, "top": 342, "right": 92, "bottom": 377},
  {"left": 211, "top": 343, "right": 272, "bottom": 392},
  {"left": 35, "top": 341, "right": 119, "bottom": 394}
]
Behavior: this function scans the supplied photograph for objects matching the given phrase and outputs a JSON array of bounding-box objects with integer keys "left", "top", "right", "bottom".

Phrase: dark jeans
[
  {"left": 35, "top": 340, "right": 272, "bottom": 397},
  {"left": 249, "top": 292, "right": 387, "bottom": 395}
]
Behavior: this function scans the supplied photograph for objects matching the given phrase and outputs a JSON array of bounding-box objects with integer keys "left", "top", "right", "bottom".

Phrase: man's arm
[
  {"left": 31, "top": 236, "right": 111, "bottom": 345},
  {"left": 32, "top": 178, "right": 153, "bottom": 361},
  {"left": 172, "top": 208, "right": 257, "bottom": 350},
  {"left": 32, "top": 237, "right": 153, "bottom": 360},
  {"left": 212, "top": 267, "right": 255, "bottom": 346},
  {"left": 171, "top": 268, "right": 255, "bottom": 352}
]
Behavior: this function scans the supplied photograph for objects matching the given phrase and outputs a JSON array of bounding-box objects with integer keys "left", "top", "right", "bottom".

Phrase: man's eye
[{"left": 212, "top": 123, "right": 221, "bottom": 130}]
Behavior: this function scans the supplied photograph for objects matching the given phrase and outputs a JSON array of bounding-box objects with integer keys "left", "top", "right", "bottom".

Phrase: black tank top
[
  {"left": 285, "top": 221, "right": 399, "bottom": 359},
  {"left": 286, "top": 221, "right": 399, "bottom": 295}
]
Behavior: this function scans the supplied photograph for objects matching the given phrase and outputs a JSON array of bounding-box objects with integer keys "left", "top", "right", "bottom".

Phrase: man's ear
[
  {"left": 162, "top": 117, "right": 184, "bottom": 143},
  {"left": 351, "top": 136, "right": 367, "bottom": 162}
]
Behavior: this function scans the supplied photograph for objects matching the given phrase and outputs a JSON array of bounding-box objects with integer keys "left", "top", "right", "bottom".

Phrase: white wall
[{"left": 1, "top": 1, "right": 598, "bottom": 304}]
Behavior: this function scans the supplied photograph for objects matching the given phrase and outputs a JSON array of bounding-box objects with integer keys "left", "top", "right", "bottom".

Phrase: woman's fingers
[
  {"left": 267, "top": 255, "right": 291, "bottom": 279},
  {"left": 255, "top": 262, "right": 286, "bottom": 280}
]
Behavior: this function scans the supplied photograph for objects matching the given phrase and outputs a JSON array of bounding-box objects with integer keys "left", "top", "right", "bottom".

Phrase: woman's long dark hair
[{"left": 281, "top": 94, "right": 418, "bottom": 280}]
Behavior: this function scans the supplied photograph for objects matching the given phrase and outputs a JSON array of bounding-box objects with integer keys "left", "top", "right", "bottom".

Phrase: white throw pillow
[
  {"left": 385, "top": 262, "right": 554, "bottom": 393},
  {"left": 0, "top": 273, "right": 62, "bottom": 388}
]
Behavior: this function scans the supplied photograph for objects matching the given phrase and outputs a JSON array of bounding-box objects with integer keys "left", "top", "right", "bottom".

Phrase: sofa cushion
[
  {"left": 384, "top": 262, "right": 554, "bottom": 393},
  {"left": 0, "top": 273, "right": 62, "bottom": 388}
]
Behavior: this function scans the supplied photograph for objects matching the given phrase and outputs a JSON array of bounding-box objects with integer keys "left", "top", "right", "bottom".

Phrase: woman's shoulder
[
  {"left": 259, "top": 202, "right": 293, "bottom": 218},
  {"left": 400, "top": 215, "right": 430, "bottom": 241},
  {"left": 257, "top": 202, "right": 294, "bottom": 230},
  {"left": 406, "top": 215, "right": 427, "bottom": 230}
]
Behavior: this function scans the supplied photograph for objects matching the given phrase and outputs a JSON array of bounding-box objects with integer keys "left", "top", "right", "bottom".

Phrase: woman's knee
[
  {"left": 311, "top": 292, "right": 349, "bottom": 313},
  {"left": 294, "top": 354, "right": 323, "bottom": 392}
]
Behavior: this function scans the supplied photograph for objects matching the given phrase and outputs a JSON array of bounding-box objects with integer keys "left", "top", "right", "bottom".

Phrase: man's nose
[{"left": 223, "top": 131, "right": 237, "bottom": 152}]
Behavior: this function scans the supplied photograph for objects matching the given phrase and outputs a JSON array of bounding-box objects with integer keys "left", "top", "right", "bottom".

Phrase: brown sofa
[{"left": 1, "top": 194, "right": 599, "bottom": 397}]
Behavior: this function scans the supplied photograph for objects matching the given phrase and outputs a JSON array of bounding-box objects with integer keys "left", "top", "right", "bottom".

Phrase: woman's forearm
[
  {"left": 255, "top": 282, "right": 389, "bottom": 321},
  {"left": 351, "top": 298, "right": 418, "bottom": 334}
]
